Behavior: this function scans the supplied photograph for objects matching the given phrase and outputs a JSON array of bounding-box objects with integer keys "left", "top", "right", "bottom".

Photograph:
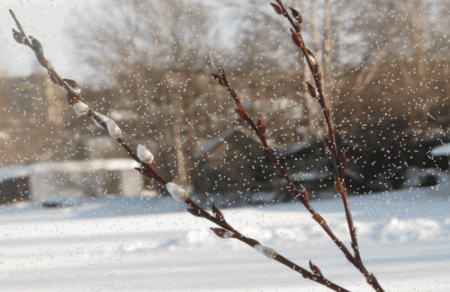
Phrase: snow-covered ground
[{"left": 0, "top": 187, "right": 449, "bottom": 291}]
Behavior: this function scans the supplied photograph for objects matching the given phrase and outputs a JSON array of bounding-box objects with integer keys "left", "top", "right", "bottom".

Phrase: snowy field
[{"left": 0, "top": 187, "right": 449, "bottom": 291}]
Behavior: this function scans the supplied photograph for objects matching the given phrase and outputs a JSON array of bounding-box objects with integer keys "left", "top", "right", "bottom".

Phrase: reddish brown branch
[
  {"left": 270, "top": 1, "right": 385, "bottom": 291},
  {"left": 213, "top": 66, "right": 367, "bottom": 289},
  {"left": 183, "top": 198, "right": 349, "bottom": 291},
  {"left": 9, "top": 9, "right": 166, "bottom": 187}
]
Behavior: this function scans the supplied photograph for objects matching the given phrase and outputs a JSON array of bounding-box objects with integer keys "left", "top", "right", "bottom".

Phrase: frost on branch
[
  {"left": 137, "top": 144, "right": 154, "bottom": 164},
  {"left": 106, "top": 119, "right": 123, "bottom": 139},
  {"left": 254, "top": 244, "right": 278, "bottom": 259},
  {"left": 72, "top": 101, "right": 89, "bottom": 117},
  {"left": 166, "top": 182, "right": 189, "bottom": 202}
]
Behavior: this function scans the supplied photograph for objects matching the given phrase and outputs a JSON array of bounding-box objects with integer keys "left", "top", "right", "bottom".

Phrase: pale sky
[
  {"left": 0, "top": 0, "right": 98, "bottom": 79},
  {"left": 0, "top": 0, "right": 232, "bottom": 83}
]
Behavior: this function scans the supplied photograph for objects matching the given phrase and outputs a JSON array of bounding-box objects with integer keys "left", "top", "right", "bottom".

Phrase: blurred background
[{"left": 1, "top": 0, "right": 450, "bottom": 205}]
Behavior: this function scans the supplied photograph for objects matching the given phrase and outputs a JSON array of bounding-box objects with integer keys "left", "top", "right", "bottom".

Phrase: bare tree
[
  {"left": 341, "top": 0, "right": 447, "bottom": 135},
  {"left": 68, "top": 0, "right": 214, "bottom": 186}
]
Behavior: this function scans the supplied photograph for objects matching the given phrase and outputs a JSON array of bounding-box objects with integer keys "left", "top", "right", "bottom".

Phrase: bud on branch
[
  {"left": 72, "top": 101, "right": 89, "bottom": 117},
  {"left": 137, "top": 144, "right": 154, "bottom": 164},
  {"left": 309, "top": 261, "right": 323, "bottom": 277},
  {"left": 106, "top": 119, "right": 123, "bottom": 139},
  {"left": 257, "top": 115, "right": 266, "bottom": 136},
  {"left": 235, "top": 108, "right": 247, "bottom": 121},
  {"left": 306, "top": 49, "right": 317, "bottom": 67},
  {"left": 254, "top": 244, "right": 278, "bottom": 259},
  {"left": 212, "top": 74, "right": 226, "bottom": 87},
  {"left": 306, "top": 82, "right": 317, "bottom": 98},
  {"left": 166, "top": 182, "right": 190, "bottom": 202},
  {"left": 211, "top": 228, "right": 234, "bottom": 239},
  {"left": 290, "top": 7, "right": 302, "bottom": 25},
  {"left": 91, "top": 111, "right": 109, "bottom": 129},
  {"left": 12, "top": 29, "right": 25, "bottom": 44},
  {"left": 270, "top": 3, "right": 283, "bottom": 15},
  {"left": 209, "top": 51, "right": 225, "bottom": 70},
  {"left": 212, "top": 203, "right": 225, "bottom": 222}
]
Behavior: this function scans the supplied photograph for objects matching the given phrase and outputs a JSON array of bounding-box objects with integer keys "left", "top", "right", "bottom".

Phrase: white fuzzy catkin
[
  {"left": 72, "top": 101, "right": 89, "bottom": 117},
  {"left": 137, "top": 144, "right": 154, "bottom": 164},
  {"left": 166, "top": 182, "right": 189, "bottom": 202},
  {"left": 91, "top": 111, "right": 110, "bottom": 129},
  {"left": 307, "top": 54, "right": 316, "bottom": 66},
  {"left": 221, "top": 230, "right": 234, "bottom": 238},
  {"left": 254, "top": 244, "right": 278, "bottom": 259},
  {"left": 106, "top": 119, "right": 122, "bottom": 139},
  {"left": 209, "top": 51, "right": 225, "bottom": 70}
]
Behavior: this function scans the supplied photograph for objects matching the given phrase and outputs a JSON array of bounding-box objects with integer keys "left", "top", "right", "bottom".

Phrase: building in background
[{"left": 0, "top": 159, "right": 144, "bottom": 203}]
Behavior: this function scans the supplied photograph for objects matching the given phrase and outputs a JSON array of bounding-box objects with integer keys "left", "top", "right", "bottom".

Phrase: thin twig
[
  {"left": 213, "top": 65, "right": 364, "bottom": 289},
  {"left": 269, "top": 1, "right": 385, "bottom": 291},
  {"left": 9, "top": 9, "right": 165, "bottom": 185}
]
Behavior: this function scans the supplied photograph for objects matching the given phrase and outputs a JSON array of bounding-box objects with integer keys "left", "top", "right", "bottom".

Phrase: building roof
[
  {"left": 0, "top": 165, "right": 30, "bottom": 181},
  {"left": 430, "top": 143, "right": 450, "bottom": 157},
  {"left": 32, "top": 159, "right": 140, "bottom": 173},
  {"left": 0, "top": 159, "right": 140, "bottom": 180}
]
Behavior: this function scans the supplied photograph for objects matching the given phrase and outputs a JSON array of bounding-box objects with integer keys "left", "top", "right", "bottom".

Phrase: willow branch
[
  {"left": 10, "top": 8, "right": 348, "bottom": 292},
  {"left": 270, "top": 2, "right": 385, "bottom": 291}
]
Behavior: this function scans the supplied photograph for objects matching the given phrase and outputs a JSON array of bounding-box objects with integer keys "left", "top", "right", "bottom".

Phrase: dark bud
[
  {"left": 211, "top": 228, "right": 234, "bottom": 239},
  {"left": 341, "top": 150, "right": 348, "bottom": 170},
  {"left": 306, "top": 82, "right": 317, "bottom": 98},
  {"left": 12, "top": 29, "right": 25, "bottom": 44},
  {"left": 186, "top": 208, "right": 203, "bottom": 217},
  {"left": 300, "top": 188, "right": 310, "bottom": 204},
  {"left": 30, "top": 36, "right": 43, "bottom": 54},
  {"left": 257, "top": 115, "right": 266, "bottom": 136},
  {"left": 64, "top": 79, "right": 82, "bottom": 105},
  {"left": 212, "top": 73, "right": 225, "bottom": 87},
  {"left": 313, "top": 63, "right": 322, "bottom": 82},
  {"left": 289, "top": 7, "right": 303, "bottom": 24},
  {"left": 290, "top": 29, "right": 302, "bottom": 48},
  {"left": 309, "top": 261, "right": 323, "bottom": 277},
  {"left": 235, "top": 108, "right": 247, "bottom": 121},
  {"left": 64, "top": 79, "right": 82, "bottom": 95},
  {"left": 335, "top": 179, "right": 345, "bottom": 194},
  {"left": 270, "top": 3, "right": 283, "bottom": 15},
  {"left": 29, "top": 36, "right": 50, "bottom": 68},
  {"left": 212, "top": 203, "right": 225, "bottom": 222},
  {"left": 323, "top": 134, "right": 333, "bottom": 154}
]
